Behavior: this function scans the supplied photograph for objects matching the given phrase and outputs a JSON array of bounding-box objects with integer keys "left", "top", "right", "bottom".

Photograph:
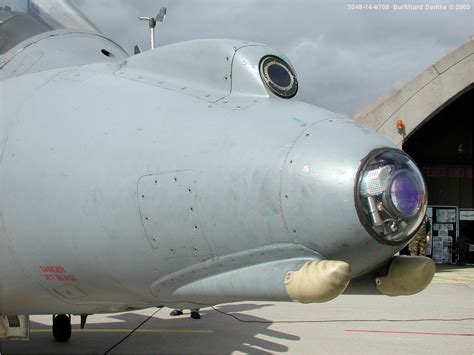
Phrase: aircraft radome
[{"left": 0, "top": 0, "right": 435, "bottom": 343}]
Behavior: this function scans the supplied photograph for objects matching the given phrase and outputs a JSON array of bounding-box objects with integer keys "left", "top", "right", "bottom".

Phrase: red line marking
[{"left": 345, "top": 329, "right": 474, "bottom": 337}]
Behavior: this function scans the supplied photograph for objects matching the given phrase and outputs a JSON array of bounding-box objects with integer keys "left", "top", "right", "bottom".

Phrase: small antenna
[{"left": 139, "top": 7, "right": 167, "bottom": 50}]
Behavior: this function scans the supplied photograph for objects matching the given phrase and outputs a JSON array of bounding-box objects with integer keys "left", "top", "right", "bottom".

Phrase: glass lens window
[{"left": 259, "top": 56, "right": 298, "bottom": 98}]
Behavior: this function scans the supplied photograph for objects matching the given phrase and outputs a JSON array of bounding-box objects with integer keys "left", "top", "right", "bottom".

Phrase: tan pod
[
  {"left": 284, "top": 260, "right": 351, "bottom": 303},
  {"left": 375, "top": 256, "right": 435, "bottom": 296}
]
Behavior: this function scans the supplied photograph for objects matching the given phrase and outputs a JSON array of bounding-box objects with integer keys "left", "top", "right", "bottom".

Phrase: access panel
[{"left": 138, "top": 170, "right": 211, "bottom": 258}]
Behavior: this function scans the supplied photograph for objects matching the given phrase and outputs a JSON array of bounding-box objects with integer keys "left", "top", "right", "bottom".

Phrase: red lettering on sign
[
  {"left": 421, "top": 165, "right": 472, "bottom": 179},
  {"left": 40, "top": 265, "right": 65, "bottom": 273},
  {"left": 421, "top": 166, "right": 446, "bottom": 177},
  {"left": 40, "top": 265, "right": 77, "bottom": 282},
  {"left": 63, "top": 274, "right": 77, "bottom": 281},
  {"left": 449, "top": 168, "right": 464, "bottom": 178}
]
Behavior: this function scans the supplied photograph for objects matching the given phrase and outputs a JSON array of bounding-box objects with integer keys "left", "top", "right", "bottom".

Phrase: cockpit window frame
[{"left": 0, "top": 0, "right": 99, "bottom": 55}]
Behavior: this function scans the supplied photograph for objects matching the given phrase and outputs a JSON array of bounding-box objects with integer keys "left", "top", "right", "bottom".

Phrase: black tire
[
  {"left": 190, "top": 311, "right": 201, "bottom": 319},
  {"left": 52, "top": 314, "right": 71, "bottom": 342}
]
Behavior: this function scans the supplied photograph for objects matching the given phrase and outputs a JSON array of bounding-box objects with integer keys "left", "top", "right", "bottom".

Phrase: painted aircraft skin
[{"left": 0, "top": 1, "right": 435, "bottom": 341}]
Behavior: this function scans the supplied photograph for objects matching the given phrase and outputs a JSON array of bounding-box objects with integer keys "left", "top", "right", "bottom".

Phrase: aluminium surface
[{"left": 1, "top": 265, "right": 473, "bottom": 354}]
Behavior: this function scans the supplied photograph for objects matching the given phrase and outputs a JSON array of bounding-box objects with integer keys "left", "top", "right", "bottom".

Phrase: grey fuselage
[{"left": 0, "top": 30, "right": 405, "bottom": 316}]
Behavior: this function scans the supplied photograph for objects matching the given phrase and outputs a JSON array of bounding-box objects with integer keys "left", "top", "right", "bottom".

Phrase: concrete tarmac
[{"left": 1, "top": 265, "right": 473, "bottom": 354}]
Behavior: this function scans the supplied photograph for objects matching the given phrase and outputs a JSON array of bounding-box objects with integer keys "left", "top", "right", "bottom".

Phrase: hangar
[{"left": 354, "top": 38, "right": 473, "bottom": 264}]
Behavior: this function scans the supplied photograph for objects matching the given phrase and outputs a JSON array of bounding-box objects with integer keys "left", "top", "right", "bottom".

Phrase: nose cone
[{"left": 280, "top": 118, "right": 402, "bottom": 276}]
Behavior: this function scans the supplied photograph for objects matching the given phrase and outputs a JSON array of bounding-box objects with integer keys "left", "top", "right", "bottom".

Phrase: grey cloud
[{"left": 76, "top": 0, "right": 474, "bottom": 115}]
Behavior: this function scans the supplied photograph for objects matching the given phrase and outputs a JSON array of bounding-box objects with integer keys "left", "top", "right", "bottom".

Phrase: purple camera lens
[
  {"left": 357, "top": 148, "right": 428, "bottom": 244},
  {"left": 390, "top": 171, "right": 422, "bottom": 217}
]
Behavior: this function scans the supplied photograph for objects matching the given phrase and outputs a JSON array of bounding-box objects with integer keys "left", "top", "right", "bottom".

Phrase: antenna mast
[{"left": 139, "top": 7, "right": 166, "bottom": 50}]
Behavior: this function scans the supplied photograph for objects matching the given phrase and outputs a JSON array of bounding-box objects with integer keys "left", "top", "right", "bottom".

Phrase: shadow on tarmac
[
  {"left": 0, "top": 303, "right": 300, "bottom": 354},
  {"left": 2, "top": 300, "right": 472, "bottom": 354}
]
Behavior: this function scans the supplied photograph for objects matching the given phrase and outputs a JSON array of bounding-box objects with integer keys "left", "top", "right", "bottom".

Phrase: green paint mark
[
  {"left": 265, "top": 209, "right": 280, "bottom": 216},
  {"left": 292, "top": 118, "right": 307, "bottom": 127}
]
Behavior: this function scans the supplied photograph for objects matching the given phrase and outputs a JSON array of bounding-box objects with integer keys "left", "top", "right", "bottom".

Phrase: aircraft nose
[{"left": 280, "top": 118, "right": 425, "bottom": 276}]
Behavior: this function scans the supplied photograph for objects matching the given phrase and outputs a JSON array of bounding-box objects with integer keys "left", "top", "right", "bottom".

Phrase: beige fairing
[
  {"left": 284, "top": 260, "right": 351, "bottom": 303},
  {"left": 375, "top": 256, "right": 436, "bottom": 296}
]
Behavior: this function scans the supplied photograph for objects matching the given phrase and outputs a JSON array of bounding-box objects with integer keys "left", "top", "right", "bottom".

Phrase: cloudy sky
[{"left": 75, "top": 0, "right": 473, "bottom": 116}]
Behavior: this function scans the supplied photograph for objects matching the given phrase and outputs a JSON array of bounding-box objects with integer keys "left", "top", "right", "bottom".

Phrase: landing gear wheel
[
  {"left": 190, "top": 311, "right": 201, "bottom": 319},
  {"left": 52, "top": 314, "right": 71, "bottom": 342}
]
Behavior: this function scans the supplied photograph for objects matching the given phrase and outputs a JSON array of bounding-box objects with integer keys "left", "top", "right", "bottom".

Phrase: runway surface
[{"left": 1, "top": 264, "right": 473, "bottom": 354}]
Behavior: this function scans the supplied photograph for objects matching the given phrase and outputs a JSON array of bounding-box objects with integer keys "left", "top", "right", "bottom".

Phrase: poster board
[
  {"left": 430, "top": 205, "right": 458, "bottom": 263},
  {"left": 458, "top": 209, "right": 474, "bottom": 264}
]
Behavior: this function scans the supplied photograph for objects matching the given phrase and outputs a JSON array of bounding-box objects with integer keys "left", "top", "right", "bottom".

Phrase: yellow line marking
[
  {"left": 434, "top": 280, "right": 474, "bottom": 284},
  {"left": 435, "top": 275, "right": 474, "bottom": 280},
  {"left": 433, "top": 280, "right": 474, "bottom": 284},
  {"left": 31, "top": 329, "right": 213, "bottom": 334},
  {"left": 432, "top": 280, "right": 472, "bottom": 284},
  {"left": 434, "top": 274, "right": 474, "bottom": 279},
  {"left": 433, "top": 277, "right": 474, "bottom": 282}
]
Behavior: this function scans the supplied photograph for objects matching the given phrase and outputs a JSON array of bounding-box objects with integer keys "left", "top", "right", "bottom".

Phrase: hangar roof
[{"left": 353, "top": 38, "right": 474, "bottom": 147}]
